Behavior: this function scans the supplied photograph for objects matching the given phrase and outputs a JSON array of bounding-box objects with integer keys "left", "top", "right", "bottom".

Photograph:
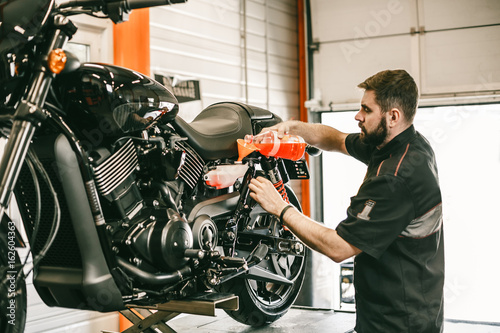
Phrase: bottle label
[{"left": 268, "top": 131, "right": 281, "bottom": 156}]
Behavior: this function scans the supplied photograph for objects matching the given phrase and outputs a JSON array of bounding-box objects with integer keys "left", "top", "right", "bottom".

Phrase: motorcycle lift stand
[{"left": 107, "top": 293, "right": 239, "bottom": 333}]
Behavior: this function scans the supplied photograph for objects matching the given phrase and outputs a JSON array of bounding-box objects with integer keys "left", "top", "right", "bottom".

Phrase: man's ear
[{"left": 387, "top": 108, "right": 402, "bottom": 127}]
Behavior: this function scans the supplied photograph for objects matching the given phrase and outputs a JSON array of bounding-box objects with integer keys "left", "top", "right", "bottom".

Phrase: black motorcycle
[{"left": 0, "top": 0, "right": 316, "bottom": 331}]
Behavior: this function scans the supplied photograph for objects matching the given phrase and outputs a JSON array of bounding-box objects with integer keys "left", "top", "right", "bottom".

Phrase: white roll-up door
[{"left": 310, "top": 0, "right": 500, "bottom": 108}]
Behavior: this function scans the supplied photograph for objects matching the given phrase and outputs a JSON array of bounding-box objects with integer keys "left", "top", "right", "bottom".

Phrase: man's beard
[{"left": 360, "top": 116, "right": 388, "bottom": 147}]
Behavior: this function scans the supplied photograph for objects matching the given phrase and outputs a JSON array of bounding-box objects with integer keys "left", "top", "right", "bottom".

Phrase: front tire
[
  {"left": 218, "top": 186, "right": 306, "bottom": 326},
  {"left": 0, "top": 232, "right": 27, "bottom": 333}
]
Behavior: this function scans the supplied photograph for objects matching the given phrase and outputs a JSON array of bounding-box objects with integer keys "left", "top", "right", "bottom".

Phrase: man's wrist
[{"left": 279, "top": 204, "right": 295, "bottom": 225}]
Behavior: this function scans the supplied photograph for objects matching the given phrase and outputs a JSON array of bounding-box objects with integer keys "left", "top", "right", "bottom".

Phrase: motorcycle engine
[
  {"left": 91, "top": 139, "right": 144, "bottom": 220},
  {"left": 90, "top": 137, "right": 217, "bottom": 273},
  {"left": 127, "top": 208, "right": 193, "bottom": 271}
]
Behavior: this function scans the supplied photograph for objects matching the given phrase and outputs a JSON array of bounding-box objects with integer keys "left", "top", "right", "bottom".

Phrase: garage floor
[{"left": 166, "top": 307, "right": 500, "bottom": 333}]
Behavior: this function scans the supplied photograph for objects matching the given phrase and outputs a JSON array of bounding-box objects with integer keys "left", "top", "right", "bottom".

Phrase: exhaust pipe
[{"left": 117, "top": 257, "right": 191, "bottom": 285}]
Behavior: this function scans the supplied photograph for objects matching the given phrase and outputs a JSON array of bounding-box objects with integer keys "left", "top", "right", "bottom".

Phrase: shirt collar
[{"left": 376, "top": 125, "right": 416, "bottom": 156}]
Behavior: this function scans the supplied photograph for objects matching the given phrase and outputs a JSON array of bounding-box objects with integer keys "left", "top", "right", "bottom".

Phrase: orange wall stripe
[
  {"left": 113, "top": 8, "right": 151, "bottom": 76},
  {"left": 297, "top": 0, "right": 310, "bottom": 217},
  {"left": 114, "top": 10, "right": 150, "bottom": 331}
]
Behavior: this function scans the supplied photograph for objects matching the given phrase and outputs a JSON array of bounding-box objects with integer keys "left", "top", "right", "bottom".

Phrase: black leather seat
[{"left": 172, "top": 102, "right": 261, "bottom": 161}]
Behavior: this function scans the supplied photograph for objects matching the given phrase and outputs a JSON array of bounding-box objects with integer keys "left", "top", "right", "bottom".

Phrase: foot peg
[{"left": 247, "top": 243, "right": 269, "bottom": 264}]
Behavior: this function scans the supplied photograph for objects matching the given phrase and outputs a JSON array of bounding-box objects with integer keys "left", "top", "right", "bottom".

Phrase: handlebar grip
[
  {"left": 305, "top": 145, "right": 322, "bottom": 157},
  {"left": 126, "top": 0, "right": 187, "bottom": 10},
  {"left": 57, "top": 0, "right": 102, "bottom": 8}
]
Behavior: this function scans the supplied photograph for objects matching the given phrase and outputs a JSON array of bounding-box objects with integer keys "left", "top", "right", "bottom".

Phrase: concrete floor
[
  {"left": 167, "top": 307, "right": 500, "bottom": 333},
  {"left": 168, "top": 307, "right": 355, "bottom": 333}
]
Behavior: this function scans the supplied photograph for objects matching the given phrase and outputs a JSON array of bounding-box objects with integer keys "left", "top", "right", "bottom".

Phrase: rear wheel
[
  {"left": 0, "top": 232, "right": 27, "bottom": 333},
  {"left": 218, "top": 187, "right": 306, "bottom": 326}
]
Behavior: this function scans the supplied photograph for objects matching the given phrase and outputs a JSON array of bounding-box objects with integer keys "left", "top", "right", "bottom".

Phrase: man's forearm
[
  {"left": 281, "top": 207, "right": 361, "bottom": 263},
  {"left": 288, "top": 121, "right": 348, "bottom": 154}
]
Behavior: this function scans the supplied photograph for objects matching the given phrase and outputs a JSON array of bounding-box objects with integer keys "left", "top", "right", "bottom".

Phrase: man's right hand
[
  {"left": 260, "top": 120, "right": 297, "bottom": 139},
  {"left": 262, "top": 120, "right": 349, "bottom": 155}
]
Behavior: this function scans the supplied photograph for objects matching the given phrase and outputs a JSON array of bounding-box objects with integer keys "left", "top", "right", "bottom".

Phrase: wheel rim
[{"left": 243, "top": 215, "right": 306, "bottom": 312}]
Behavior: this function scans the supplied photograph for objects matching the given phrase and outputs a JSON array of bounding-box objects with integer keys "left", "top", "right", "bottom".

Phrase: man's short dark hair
[{"left": 358, "top": 69, "right": 419, "bottom": 123}]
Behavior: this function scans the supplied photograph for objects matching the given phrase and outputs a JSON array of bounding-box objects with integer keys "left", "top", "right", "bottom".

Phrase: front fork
[
  {"left": 0, "top": 15, "right": 72, "bottom": 222},
  {"left": 0, "top": 121, "right": 37, "bottom": 221}
]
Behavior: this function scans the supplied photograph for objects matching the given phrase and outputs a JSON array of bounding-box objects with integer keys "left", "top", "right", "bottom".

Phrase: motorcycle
[{"left": 0, "top": 0, "right": 318, "bottom": 331}]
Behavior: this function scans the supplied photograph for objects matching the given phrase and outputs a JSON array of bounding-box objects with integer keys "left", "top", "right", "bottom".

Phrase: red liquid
[{"left": 254, "top": 142, "right": 306, "bottom": 161}]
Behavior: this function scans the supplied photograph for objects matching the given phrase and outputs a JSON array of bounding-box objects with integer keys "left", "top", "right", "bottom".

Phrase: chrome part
[
  {"left": 175, "top": 140, "right": 204, "bottom": 189},
  {"left": 84, "top": 180, "right": 105, "bottom": 226},
  {"left": 93, "top": 139, "right": 138, "bottom": 196},
  {"left": 0, "top": 121, "right": 37, "bottom": 218}
]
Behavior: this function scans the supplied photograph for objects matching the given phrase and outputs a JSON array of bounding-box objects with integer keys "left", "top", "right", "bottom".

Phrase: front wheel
[
  {"left": 218, "top": 186, "right": 306, "bottom": 327},
  {"left": 0, "top": 231, "right": 27, "bottom": 333}
]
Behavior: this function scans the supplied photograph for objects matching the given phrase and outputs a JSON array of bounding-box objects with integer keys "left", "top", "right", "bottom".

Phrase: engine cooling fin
[
  {"left": 93, "top": 139, "right": 139, "bottom": 196},
  {"left": 176, "top": 140, "right": 204, "bottom": 189}
]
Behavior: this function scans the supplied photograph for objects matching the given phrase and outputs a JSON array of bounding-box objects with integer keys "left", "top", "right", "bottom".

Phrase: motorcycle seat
[{"left": 172, "top": 102, "right": 255, "bottom": 161}]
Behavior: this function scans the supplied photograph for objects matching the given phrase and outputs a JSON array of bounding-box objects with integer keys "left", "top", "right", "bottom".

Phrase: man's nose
[{"left": 355, "top": 110, "right": 363, "bottom": 122}]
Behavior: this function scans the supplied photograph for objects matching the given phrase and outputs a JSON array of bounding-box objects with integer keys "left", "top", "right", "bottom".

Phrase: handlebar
[
  {"left": 127, "top": 0, "right": 187, "bottom": 10},
  {"left": 58, "top": 0, "right": 186, "bottom": 9},
  {"left": 57, "top": 0, "right": 187, "bottom": 23},
  {"left": 305, "top": 145, "right": 322, "bottom": 157}
]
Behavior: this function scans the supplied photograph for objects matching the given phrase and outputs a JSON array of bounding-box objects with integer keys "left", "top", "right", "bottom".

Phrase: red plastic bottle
[{"left": 244, "top": 131, "right": 306, "bottom": 161}]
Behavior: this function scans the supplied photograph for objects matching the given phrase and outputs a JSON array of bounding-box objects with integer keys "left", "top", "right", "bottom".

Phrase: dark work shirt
[{"left": 337, "top": 125, "right": 444, "bottom": 333}]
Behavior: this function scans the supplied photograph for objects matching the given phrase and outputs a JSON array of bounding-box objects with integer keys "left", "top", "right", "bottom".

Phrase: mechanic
[{"left": 248, "top": 69, "right": 444, "bottom": 333}]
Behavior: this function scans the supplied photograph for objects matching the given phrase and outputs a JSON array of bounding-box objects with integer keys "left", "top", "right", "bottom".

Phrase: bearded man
[{"left": 249, "top": 69, "right": 445, "bottom": 333}]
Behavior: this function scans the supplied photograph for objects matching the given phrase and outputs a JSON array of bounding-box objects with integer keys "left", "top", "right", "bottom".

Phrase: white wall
[{"left": 149, "top": 0, "right": 300, "bottom": 122}]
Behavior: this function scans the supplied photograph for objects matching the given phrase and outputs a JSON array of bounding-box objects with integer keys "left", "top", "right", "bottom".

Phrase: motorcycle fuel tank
[{"left": 56, "top": 63, "right": 179, "bottom": 137}]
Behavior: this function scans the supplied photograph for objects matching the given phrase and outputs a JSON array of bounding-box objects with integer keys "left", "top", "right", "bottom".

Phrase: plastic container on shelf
[{"left": 242, "top": 131, "right": 306, "bottom": 161}]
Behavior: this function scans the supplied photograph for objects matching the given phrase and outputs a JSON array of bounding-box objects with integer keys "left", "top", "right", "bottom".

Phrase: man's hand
[
  {"left": 248, "top": 177, "right": 289, "bottom": 217},
  {"left": 260, "top": 121, "right": 297, "bottom": 139},
  {"left": 249, "top": 177, "right": 361, "bottom": 263},
  {"left": 260, "top": 120, "right": 349, "bottom": 155}
]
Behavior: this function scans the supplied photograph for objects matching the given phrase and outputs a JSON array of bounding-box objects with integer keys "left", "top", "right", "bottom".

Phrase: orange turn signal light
[{"left": 48, "top": 48, "right": 67, "bottom": 74}]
